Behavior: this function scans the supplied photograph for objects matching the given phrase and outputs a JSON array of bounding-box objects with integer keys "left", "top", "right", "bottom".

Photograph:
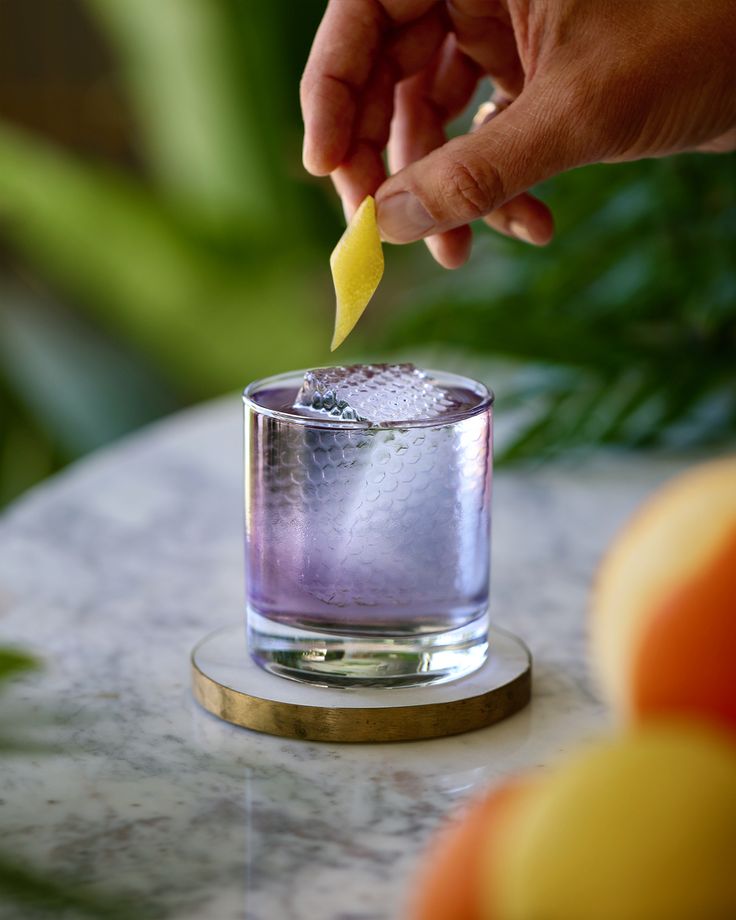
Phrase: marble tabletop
[{"left": 0, "top": 396, "right": 689, "bottom": 920}]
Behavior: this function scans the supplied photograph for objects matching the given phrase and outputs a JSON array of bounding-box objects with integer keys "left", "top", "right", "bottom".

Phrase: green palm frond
[{"left": 384, "top": 155, "right": 736, "bottom": 461}]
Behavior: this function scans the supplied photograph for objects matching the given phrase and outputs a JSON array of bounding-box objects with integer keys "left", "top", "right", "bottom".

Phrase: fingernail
[
  {"left": 508, "top": 219, "right": 536, "bottom": 245},
  {"left": 377, "top": 191, "right": 435, "bottom": 243},
  {"left": 302, "top": 136, "right": 320, "bottom": 176}
]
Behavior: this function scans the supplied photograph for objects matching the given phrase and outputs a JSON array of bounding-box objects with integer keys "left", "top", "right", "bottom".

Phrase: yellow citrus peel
[{"left": 330, "top": 195, "right": 384, "bottom": 351}]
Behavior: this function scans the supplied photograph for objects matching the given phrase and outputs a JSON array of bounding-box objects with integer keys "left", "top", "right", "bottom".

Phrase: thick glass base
[{"left": 247, "top": 608, "right": 489, "bottom": 688}]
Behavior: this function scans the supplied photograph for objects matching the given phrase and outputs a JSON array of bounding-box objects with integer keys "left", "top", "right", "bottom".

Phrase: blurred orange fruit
[
  {"left": 410, "top": 778, "right": 534, "bottom": 920},
  {"left": 590, "top": 457, "right": 736, "bottom": 732},
  {"left": 492, "top": 722, "right": 736, "bottom": 920}
]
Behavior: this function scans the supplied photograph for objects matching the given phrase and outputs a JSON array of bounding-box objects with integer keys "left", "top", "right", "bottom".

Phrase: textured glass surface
[
  {"left": 245, "top": 367, "right": 492, "bottom": 637},
  {"left": 293, "top": 363, "right": 460, "bottom": 423}
]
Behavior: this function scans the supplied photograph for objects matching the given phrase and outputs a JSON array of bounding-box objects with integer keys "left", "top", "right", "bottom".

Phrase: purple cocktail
[{"left": 244, "top": 364, "right": 493, "bottom": 686}]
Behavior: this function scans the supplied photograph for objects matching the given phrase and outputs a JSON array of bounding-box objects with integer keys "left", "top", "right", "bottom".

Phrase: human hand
[{"left": 301, "top": 0, "right": 736, "bottom": 268}]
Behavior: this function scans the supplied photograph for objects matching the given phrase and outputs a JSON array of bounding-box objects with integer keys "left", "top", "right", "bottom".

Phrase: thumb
[{"left": 376, "top": 85, "right": 583, "bottom": 243}]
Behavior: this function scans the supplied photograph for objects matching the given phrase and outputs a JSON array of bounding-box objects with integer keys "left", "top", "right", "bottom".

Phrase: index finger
[
  {"left": 300, "top": 0, "right": 437, "bottom": 176},
  {"left": 300, "top": 0, "right": 388, "bottom": 176}
]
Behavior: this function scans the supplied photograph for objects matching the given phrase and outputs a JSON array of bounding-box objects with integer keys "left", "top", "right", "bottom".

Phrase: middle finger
[
  {"left": 388, "top": 35, "right": 480, "bottom": 267},
  {"left": 332, "top": 3, "right": 450, "bottom": 218}
]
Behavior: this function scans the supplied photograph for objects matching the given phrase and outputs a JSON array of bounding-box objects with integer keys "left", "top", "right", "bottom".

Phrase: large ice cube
[
  {"left": 288, "top": 366, "right": 487, "bottom": 611},
  {"left": 293, "top": 363, "right": 458, "bottom": 425},
  {"left": 300, "top": 422, "right": 466, "bottom": 610}
]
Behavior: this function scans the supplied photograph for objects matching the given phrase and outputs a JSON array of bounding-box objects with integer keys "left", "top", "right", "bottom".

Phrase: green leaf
[
  {"left": 384, "top": 155, "right": 736, "bottom": 460},
  {"left": 86, "top": 0, "right": 276, "bottom": 233},
  {"left": 0, "top": 856, "right": 151, "bottom": 919},
  {"left": 0, "top": 374, "right": 63, "bottom": 505},
  {"left": 0, "top": 649, "right": 38, "bottom": 685},
  {"left": 0, "top": 124, "right": 327, "bottom": 393},
  {"left": 0, "top": 123, "right": 220, "bottom": 332},
  {"left": 0, "top": 285, "right": 180, "bottom": 455}
]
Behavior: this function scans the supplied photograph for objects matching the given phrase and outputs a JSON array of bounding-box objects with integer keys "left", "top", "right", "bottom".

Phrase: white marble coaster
[{"left": 192, "top": 624, "right": 532, "bottom": 742}]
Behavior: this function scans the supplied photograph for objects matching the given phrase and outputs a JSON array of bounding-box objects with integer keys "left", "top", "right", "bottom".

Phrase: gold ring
[{"left": 472, "top": 97, "right": 511, "bottom": 130}]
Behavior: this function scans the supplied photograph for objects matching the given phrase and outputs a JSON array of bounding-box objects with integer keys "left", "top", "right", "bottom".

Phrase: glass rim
[{"left": 242, "top": 367, "right": 494, "bottom": 430}]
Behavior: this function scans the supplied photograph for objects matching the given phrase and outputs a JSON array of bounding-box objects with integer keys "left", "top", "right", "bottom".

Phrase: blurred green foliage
[
  {"left": 388, "top": 154, "right": 736, "bottom": 461},
  {"left": 0, "top": 0, "right": 341, "bottom": 506},
  {"left": 0, "top": 653, "right": 150, "bottom": 917},
  {"left": 0, "top": 0, "right": 734, "bottom": 508},
  {"left": 0, "top": 647, "right": 38, "bottom": 686}
]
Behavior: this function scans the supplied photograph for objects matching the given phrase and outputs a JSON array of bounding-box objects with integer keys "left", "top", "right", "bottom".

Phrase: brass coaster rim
[{"left": 191, "top": 626, "right": 532, "bottom": 743}]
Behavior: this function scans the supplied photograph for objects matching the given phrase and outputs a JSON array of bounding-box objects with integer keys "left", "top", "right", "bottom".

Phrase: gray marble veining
[{"left": 0, "top": 397, "right": 688, "bottom": 919}]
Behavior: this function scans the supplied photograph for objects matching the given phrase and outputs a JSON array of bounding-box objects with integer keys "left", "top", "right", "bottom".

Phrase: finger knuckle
[{"left": 439, "top": 156, "right": 502, "bottom": 221}]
